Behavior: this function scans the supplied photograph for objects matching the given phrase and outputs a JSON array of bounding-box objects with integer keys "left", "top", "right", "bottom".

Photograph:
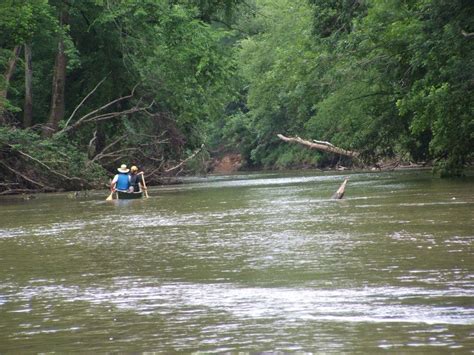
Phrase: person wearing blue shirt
[{"left": 110, "top": 164, "right": 131, "bottom": 192}]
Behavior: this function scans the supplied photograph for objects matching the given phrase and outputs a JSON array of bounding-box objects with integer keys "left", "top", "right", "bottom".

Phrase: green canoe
[{"left": 117, "top": 191, "right": 143, "bottom": 199}]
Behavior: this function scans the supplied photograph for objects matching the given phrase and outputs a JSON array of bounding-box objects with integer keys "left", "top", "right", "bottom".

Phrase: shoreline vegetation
[
  {"left": 1, "top": 1, "right": 472, "bottom": 196},
  {"left": 0, "top": 131, "right": 432, "bottom": 196}
]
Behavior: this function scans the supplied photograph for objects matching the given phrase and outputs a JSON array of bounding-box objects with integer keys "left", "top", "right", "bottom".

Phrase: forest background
[{"left": 0, "top": 0, "right": 472, "bottom": 194}]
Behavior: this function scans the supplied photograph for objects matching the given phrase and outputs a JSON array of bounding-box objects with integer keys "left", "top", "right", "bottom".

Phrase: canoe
[{"left": 117, "top": 191, "right": 143, "bottom": 200}]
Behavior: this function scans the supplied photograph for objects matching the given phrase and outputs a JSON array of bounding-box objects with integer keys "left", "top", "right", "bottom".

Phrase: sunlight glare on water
[{"left": 0, "top": 170, "right": 473, "bottom": 352}]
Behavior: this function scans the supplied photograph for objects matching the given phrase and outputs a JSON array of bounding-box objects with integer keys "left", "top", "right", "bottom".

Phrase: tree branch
[
  {"left": 63, "top": 74, "right": 109, "bottom": 129},
  {"left": 277, "top": 134, "right": 360, "bottom": 159},
  {"left": 79, "top": 101, "right": 153, "bottom": 124},
  {"left": 91, "top": 147, "right": 138, "bottom": 163},
  {"left": 313, "top": 139, "right": 335, "bottom": 147},
  {"left": 331, "top": 177, "right": 349, "bottom": 199},
  {"left": 57, "top": 84, "right": 147, "bottom": 135},
  {"left": 7, "top": 144, "right": 86, "bottom": 182},
  {"left": 164, "top": 144, "right": 205, "bottom": 173},
  {"left": 144, "top": 158, "right": 165, "bottom": 178},
  {"left": 0, "top": 161, "right": 55, "bottom": 190}
]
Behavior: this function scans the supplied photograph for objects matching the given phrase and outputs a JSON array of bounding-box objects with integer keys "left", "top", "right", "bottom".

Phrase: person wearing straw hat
[{"left": 110, "top": 164, "right": 131, "bottom": 192}]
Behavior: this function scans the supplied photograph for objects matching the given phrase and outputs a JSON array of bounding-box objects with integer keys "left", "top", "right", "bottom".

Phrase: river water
[{"left": 0, "top": 170, "right": 472, "bottom": 352}]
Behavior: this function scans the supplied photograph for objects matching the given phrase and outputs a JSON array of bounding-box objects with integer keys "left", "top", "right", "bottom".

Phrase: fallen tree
[
  {"left": 276, "top": 134, "right": 430, "bottom": 172},
  {"left": 277, "top": 134, "right": 360, "bottom": 159},
  {"left": 0, "top": 128, "right": 106, "bottom": 195}
]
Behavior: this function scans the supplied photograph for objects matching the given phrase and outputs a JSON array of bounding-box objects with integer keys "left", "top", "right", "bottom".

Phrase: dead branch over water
[{"left": 277, "top": 134, "right": 360, "bottom": 159}]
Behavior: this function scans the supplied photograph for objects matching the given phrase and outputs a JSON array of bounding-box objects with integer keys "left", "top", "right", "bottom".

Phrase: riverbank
[
  {"left": 1, "top": 125, "right": 467, "bottom": 197},
  {"left": 209, "top": 153, "right": 433, "bottom": 174}
]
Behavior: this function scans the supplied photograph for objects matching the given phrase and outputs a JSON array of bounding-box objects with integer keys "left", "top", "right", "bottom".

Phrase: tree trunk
[
  {"left": 87, "top": 122, "right": 106, "bottom": 159},
  {"left": 23, "top": 43, "right": 33, "bottom": 128},
  {"left": 0, "top": 45, "right": 22, "bottom": 125},
  {"left": 94, "top": 121, "right": 107, "bottom": 157},
  {"left": 277, "top": 134, "right": 360, "bottom": 159},
  {"left": 43, "top": 8, "right": 68, "bottom": 137}
]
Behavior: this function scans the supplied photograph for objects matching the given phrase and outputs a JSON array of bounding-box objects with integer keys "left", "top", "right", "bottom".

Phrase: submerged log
[{"left": 331, "top": 178, "right": 348, "bottom": 199}]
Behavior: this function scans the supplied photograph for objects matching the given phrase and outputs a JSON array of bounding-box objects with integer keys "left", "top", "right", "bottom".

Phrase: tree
[
  {"left": 43, "top": 3, "right": 69, "bottom": 137},
  {"left": 0, "top": 0, "right": 56, "bottom": 124},
  {"left": 0, "top": 45, "right": 21, "bottom": 124},
  {"left": 236, "top": 0, "right": 322, "bottom": 168},
  {"left": 395, "top": 0, "right": 474, "bottom": 176},
  {"left": 23, "top": 43, "right": 33, "bottom": 127},
  {"left": 232, "top": 0, "right": 473, "bottom": 175}
]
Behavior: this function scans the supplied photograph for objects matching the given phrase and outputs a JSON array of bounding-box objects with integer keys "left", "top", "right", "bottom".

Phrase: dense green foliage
[
  {"left": 213, "top": 0, "right": 473, "bottom": 174},
  {"left": 0, "top": 0, "right": 472, "bottom": 193},
  {"left": 0, "top": 0, "right": 239, "bottom": 193},
  {"left": 0, "top": 126, "right": 107, "bottom": 191}
]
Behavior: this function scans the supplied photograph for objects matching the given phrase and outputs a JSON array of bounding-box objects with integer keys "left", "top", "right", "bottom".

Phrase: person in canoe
[
  {"left": 110, "top": 164, "right": 131, "bottom": 192},
  {"left": 130, "top": 165, "right": 147, "bottom": 193}
]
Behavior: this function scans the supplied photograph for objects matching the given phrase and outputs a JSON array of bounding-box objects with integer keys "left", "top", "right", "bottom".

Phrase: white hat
[{"left": 117, "top": 164, "right": 129, "bottom": 173}]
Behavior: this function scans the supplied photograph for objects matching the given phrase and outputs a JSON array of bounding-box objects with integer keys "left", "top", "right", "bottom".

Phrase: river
[{"left": 0, "top": 170, "right": 473, "bottom": 352}]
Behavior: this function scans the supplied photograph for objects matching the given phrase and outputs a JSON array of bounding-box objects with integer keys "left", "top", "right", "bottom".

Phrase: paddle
[
  {"left": 140, "top": 172, "right": 149, "bottom": 198},
  {"left": 106, "top": 190, "right": 115, "bottom": 201}
]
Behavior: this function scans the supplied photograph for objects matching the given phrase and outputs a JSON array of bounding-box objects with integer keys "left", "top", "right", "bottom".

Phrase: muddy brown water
[{"left": 0, "top": 170, "right": 473, "bottom": 352}]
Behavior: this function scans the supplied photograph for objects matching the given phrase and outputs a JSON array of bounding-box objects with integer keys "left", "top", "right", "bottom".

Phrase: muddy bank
[
  {"left": 210, "top": 153, "right": 243, "bottom": 174},
  {"left": 208, "top": 153, "right": 431, "bottom": 175}
]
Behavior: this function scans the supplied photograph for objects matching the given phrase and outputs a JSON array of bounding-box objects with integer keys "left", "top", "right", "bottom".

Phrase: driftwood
[
  {"left": 0, "top": 161, "right": 56, "bottom": 191},
  {"left": 331, "top": 178, "right": 348, "bottom": 199},
  {"left": 277, "top": 134, "right": 360, "bottom": 159}
]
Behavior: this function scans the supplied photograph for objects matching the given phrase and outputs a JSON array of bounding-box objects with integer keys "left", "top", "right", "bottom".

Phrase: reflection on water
[{"left": 0, "top": 170, "right": 473, "bottom": 352}]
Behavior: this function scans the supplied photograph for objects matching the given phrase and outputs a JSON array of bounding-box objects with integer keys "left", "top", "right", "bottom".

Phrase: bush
[{"left": 0, "top": 127, "right": 108, "bottom": 194}]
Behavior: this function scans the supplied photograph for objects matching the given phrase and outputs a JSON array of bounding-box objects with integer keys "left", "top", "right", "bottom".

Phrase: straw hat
[{"left": 117, "top": 164, "right": 129, "bottom": 173}]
